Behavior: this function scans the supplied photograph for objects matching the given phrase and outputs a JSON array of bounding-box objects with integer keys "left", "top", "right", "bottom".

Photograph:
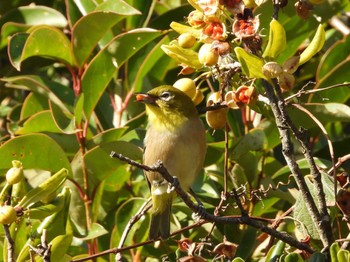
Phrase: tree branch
[{"left": 262, "top": 79, "right": 333, "bottom": 251}]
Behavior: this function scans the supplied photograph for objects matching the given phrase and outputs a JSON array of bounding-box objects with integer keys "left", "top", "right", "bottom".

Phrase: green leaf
[
  {"left": 330, "top": 242, "right": 340, "bottom": 262},
  {"left": 17, "top": 168, "right": 68, "bottom": 208},
  {"left": 285, "top": 252, "right": 304, "bottom": 262},
  {"left": 50, "top": 234, "right": 73, "bottom": 262},
  {"left": 1, "top": 21, "right": 31, "bottom": 48},
  {"left": 15, "top": 111, "right": 62, "bottom": 135},
  {"left": 161, "top": 40, "right": 202, "bottom": 69},
  {"left": 288, "top": 103, "right": 350, "bottom": 128},
  {"left": 234, "top": 47, "right": 267, "bottom": 79},
  {"left": 78, "top": 223, "right": 108, "bottom": 240},
  {"left": 74, "top": 94, "right": 85, "bottom": 126},
  {"left": 20, "top": 92, "right": 49, "bottom": 120},
  {"left": 338, "top": 249, "right": 350, "bottom": 262},
  {"left": 0, "top": 5, "right": 67, "bottom": 28},
  {"left": 72, "top": 10, "right": 140, "bottom": 67},
  {"left": 262, "top": 19, "right": 286, "bottom": 59},
  {"left": 81, "top": 28, "right": 163, "bottom": 119},
  {"left": 95, "top": 0, "right": 141, "bottom": 14},
  {"left": 0, "top": 133, "right": 72, "bottom": 176},
  {"left": 11, "top": 25, "right": 75, "bottom": 70},
  {"left": 232, "top": 128, "right": 267, "bottom": 159},
  {"left": 114, "top": 197, "right": 149, "bottom": 245},
  {"left": 8, "top": 33, "right": 29, "bottom": 70},
  {"left": 2, "top": 75, "right": 73, "bottom": 113},
  {"left": 293, "top": 174, "right": 335, "bottom": 241},
  {"left": 299, "top": 24, "right": 325, "bottom": 66},
  {"left": 170, "top": 21, "right": 202, "bottom": 39},
  {"left": 49, "top": 100, "right": 76, "bottom": 134},
  {"left": 86, "top": 128, "right": 128, "bottom": 148},
  {"left": 264, "top": 240, "right": 286, "bottom": 262}
]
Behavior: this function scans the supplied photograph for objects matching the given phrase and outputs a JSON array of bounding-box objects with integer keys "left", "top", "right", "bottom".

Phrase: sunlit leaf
[
  {"left": 234, "top": 47, "right": 267, "bottom": 79},
  {"left": 81, "top": 28, "right": 163, "bottom": 119},
  {"left": 262, "top": 19, "right": 286, "bottom": 59}
]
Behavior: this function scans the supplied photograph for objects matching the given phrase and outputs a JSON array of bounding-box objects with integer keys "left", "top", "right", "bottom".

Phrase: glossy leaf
[
  {"left": 0, "top": 133, "right": 72, "bottom": 176},
  {"left": 161, "top": 40, "right": 202, "bottom": 69},
  {"left": 81, "top": 28, "right": 163, "bottom": 119},
  {"left": 86, "top": 127, "right": 128, "bottom": 148},
  {"left": 262, "top": 19, "right": 286, "bottom": 59},
  {"left": 9, "top": 25, "right": 75, "bottom": 70},
  {"left": 16, "top": 111, "right": 62, "bottom": 134},
  {"left": 20, "top": 91, "right": 49, "bottom": 120},
  {"left": 1, "top": 23, "right": 29, "bottom": 48},
  {"left": 234, "top": 47, "right": 267, "bottom": 79},
  {"left": 7, "top": 33, "right": 29, "bottom": 70},
  {"left": 95, "top": 0, "right": 141, "bottom": 14},
  {"left": 50, "top": 234, "right": 73, "bottom": 262},
  {"left": 0, "top": 5, "right": 67, "bottom": 28},
  {"left": 78, "top": 223, "right": 108, "bottom": 240},
  {"left": 2, "top": 75, "right": 73, "bottom": 113},
  {"left": 72, "top": 9, "right": 140, "bottom": 67},
  {"left": 49, "top": 100, "right": 76, "bottom": 134}
]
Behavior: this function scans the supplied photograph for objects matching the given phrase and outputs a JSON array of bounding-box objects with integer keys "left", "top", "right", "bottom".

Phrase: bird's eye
[{"left": 160, "top": 91, "right": 173, "bottom": 102}]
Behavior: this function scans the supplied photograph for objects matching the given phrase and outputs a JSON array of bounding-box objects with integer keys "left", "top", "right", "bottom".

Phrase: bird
[{"left": 136, "top": 85, "right": 206, "bottom": 240}]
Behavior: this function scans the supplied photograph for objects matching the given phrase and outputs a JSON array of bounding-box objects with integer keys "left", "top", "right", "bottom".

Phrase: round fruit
[
  {"left": 178, "top": 33, "right": 196, "bottom": 48},
  {"left": 0, "top": 206, "right": 17, "bottom": 225},
  {"left": 262, "top": 62, "right": 283, "bottom": 79},
  {"left": 6, "top": 166, "right": 23, "bottom": 185},
  {"left": 173, "top": 78, "right": 196, "bottom": 99},
  {"left": 192, "top": 89, "right": 205, "bottom": 105},
  {"left": 198, "top": 44, "right": 219, "bottom": 66},
  {"left": 206, "top": 92, "right": 228, "bottom": 129}
]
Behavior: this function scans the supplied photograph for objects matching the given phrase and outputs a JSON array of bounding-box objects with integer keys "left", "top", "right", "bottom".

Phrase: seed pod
[
  {"left": 198, "top": 43, "right": 219, "bottom": 66},
  {"left": 262, "top": 62, "right": 283, "bottom": 79},
  {"left": 6, "top": 166, "right": 23, "bottom": 185},
  {"left": 278, "top": 72, "right": 295, "bottom": 91},
  {"left": 0, "top": 205, "right": 17, "bottom": 225},
  {"left": 178, "top": 33, "right": 196, "bottom": 48},
  {"left": 173, "top": 78, "right": 196, "bottom": 99},
  {"left": 283, "top": 56, "right": 300, "bottom": 74}
]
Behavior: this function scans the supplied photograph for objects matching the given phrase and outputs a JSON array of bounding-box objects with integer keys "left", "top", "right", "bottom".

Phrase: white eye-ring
[{"left": 160, "top": 91, "right": 174, "bottom": 102}]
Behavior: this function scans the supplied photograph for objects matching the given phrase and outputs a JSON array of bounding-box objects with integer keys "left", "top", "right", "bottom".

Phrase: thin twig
[
  {"left": 285, "top": 82, "right": 350, "bottom": 102},
  {"left": 109, "top": 152, "right": 315, "bottom": 252},
  {"left": 4, "top": 224, "right": 14, "bottom": 262}
]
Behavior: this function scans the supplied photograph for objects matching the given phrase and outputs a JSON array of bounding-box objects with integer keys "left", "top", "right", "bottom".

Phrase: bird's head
[{"left": 136, "top": 85, "right": 198, "bottom": 130}]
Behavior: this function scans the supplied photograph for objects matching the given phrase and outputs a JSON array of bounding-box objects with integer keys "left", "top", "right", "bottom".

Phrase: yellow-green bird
[{"left": 136, "top": 85, "right": 206, "bottom": 240}]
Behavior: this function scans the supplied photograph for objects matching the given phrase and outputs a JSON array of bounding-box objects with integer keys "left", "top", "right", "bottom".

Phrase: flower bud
[
  {"left": 0, "top": 205, "right": 17, "bottom": 225},
  {"left": 173, "top": 78, "right": 196, "bottom": 99},
  {"left": 178, "top": 33, "right": 196, "bottom": 48},
  {"left": 198, "top": 43, "right": 219, "bottom": 66}
]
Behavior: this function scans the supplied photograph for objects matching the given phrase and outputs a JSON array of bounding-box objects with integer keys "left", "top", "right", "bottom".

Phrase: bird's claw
[
  {"left": 167, "top": 176, "right": 179, "bottom": 193},
  {"left": 192, "top": 204, "right": 206, "bottom": 222}
]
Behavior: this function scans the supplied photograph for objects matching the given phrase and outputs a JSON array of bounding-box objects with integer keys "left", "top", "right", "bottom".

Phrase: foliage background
[{"left": 0, "top": 0, "right": 349, "bottom": 261}]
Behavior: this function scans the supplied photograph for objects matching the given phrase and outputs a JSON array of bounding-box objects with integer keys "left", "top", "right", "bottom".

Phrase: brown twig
[
  {"left": 4, "top": 224, "right": 14, "bottom": 262},
  {"left": 261, "top": 79, "right": 333, "bottom": 251}
]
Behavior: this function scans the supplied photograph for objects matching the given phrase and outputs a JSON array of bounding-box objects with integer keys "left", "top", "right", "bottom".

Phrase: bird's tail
[
  {"left": 149, "top": 188, "right": 174, "bottom": 240},
  {"left": 149, "top": 204, "right": 171, "bottom": 240}
]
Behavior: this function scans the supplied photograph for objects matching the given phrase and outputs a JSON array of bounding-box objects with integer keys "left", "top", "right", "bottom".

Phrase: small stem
[{"left": 4, "top": 225, "right": 14, "bottom": 262}]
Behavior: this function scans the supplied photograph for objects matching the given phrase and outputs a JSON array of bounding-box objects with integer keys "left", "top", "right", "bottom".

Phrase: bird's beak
[{"left": 136, "top": 93, "right": 158, "bottom": 105}]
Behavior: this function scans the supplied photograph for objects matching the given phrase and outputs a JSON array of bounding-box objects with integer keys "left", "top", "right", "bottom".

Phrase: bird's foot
[
  {"left": 192, "top": 204, "right": 206, "bottom": 222},
  {"left": 167, "top": 176, "right": 179, "bottom": 193}
]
